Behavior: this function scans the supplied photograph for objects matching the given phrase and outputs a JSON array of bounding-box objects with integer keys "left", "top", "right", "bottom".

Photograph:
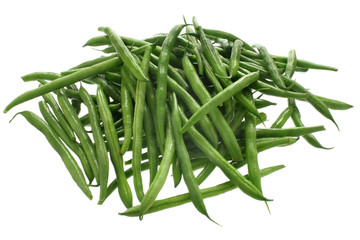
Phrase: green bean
[
  {"left": 22, "top": 72, "right": 60, "bottom": 82},
  {"left": 11, "top": 111, "right": 92, "bottom": 199},
  {"left": 171, "top": 93, "right": 213, "bottom": 221},
  {"left": 99, "top": 27, "right": 148, "bottom": 82},
  {"left": 156, "top": 24, "right": 187, "bottom": 150},
  {"left": 271, "top": 106, "right": 294, "bottom": 128},
  {"left": 66, "top": 84, "right": 81, "bottom": 115},
  {"left": 303, "top": 95, "right": 353, "bottom": 110},
  {"left": 39, "top": 101, "right": 94, "bottom": 183},
  {"left": 254, "top": 99, "right": 276, "bottom": 109},
  {"left": 4, "top": 57, "right": 122, "bottom": 113},
  {"left": 60, "top": 88, "right": 96, "bottom": 102},
  {"left": 97, "top": 85, "right": 133, "bottom": 208},
  {"left": 184, "top": 22, "right": 204, "bottom": 75},
  {"left": 202, "top": 28, "right": 254, "bottom": 52},
  {"left": 87, "top": 76, "right": 121, "bottom": 103},
  {"left": 288, "top": 99, "right": 331, "bottom": 149},
  {"left": 273, "top": 55, "right": 338, "bottom": 71},
  {"left": 149, "top": 61, "right": 219, "bottom": 147},
  {"left": 120, "top": 68, "right": 134, "bottom": 155},
  {"left": 284, "top": 50, "right": 297, "bottom": 78},
  {"left": 57, "top": 89, "right": 100, "bottom": 183},
  {"left": 104, "top": 71, "right": 122, "bottom": 84},
  {"left": 139, "top": 107, "right": 175, "bottom": 218},
  {"left": 253, "top": 44, "right": 286, "bottom": 88},
  {"left": 250, "top": 80, "right": 308, "bottom": 100},
  {"left": 132, "top": 45, "right": 152, "bottom": 201},
  {"left": 42, "top": 92, "right": 76, "bottom": 141},
  {"left": 283, "top": 77, "right": 339, "bottom": 129},
  {"left": 149, "top": 53, "right": 189, "bottom": 90},
  {"left": 79, "top": 86, "right": 109, "bottom": 203},
  {"left": 143, "top": 106, "right": 159, "bottom": 184},
  {"left": 182, "top": 71, "right": 259, "bottom": 133},
  {"left": 70, "top": 54, "right": 118, "bottom": 70},
  {"left": 121, "top": 165, "right": 283, "bottom": 217},
  {"left": 193, "top": 19, "right": 227, "bottom": 79},
  {"left": 229, "top": 40, "right": 243, "bottom": 78},
  {"left": 244, "top": 88, "right": 262, "bottom": 194},
  {"left": 183, "top": 53, "right": 243, "bottom": 161},
  {"left": 252, "top": 125, "right": 326, "bottom": 138},
  {"left": 178, "top": 106, "right": 269, "bottom": 201}
]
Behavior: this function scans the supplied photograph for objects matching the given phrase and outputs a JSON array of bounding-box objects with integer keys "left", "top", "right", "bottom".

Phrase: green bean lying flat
[
  {"left": 97, "top": 85, "right": 133, "bottom": 208},
  {"left": 5, "top": 18, "right": 350, "bottom": 222},
  {"left": 79, "top": 87, "right": 110, "bottom": 203},
  {"left": 4, "top": 57, "right": 122, "bottom": 113},
  {"left": 39, "top": 101, "right": 94, "bottom": 183},
  {"left": 181, "top": 71, "right": 259, "bottom": 133},
  {"left": 120, "top": 165, "right": 284, "bottom": 217},
  {"left": 11, "top": 111, "right": 92, "bottom": 199},
  {"left": 57, "top": 89, "right": 100, "bottom": 184}
]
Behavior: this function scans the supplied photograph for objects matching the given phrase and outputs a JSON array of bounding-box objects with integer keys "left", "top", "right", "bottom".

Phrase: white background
[{"left": 1, "top": 0, "right": 359, "bottom": 239}]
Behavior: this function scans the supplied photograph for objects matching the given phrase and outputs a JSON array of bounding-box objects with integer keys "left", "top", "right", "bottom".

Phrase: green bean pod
[
  {"left": 42, "top": 92, "right": 76, "bottom": 141},
  {"left": 11, "top": 111, "right": 92, "bottom": 199},
  {"left": 156, "top": 24, "right": 187, "bottom": 150},
  {"left": 183, "top": 53, "right": 243, "bottom": 161},
  {"left": 4, "top": 57, "right": 122, "bottom": 113},
  {"left": 140, "top": 107, "right": 176, "bottom": 218},
  {"left": 253, "top": 44, "right": 286, "bottom": 88},
  {"left": 244, "top": 89, "right": 262, "bottom": 192},
  {"left": 120, "top": 70, "right": 134, "bottom": 155},
  {"left": 181, "top": 71, "right": 259, "bottom": 133},
  {"left": 171, "top": 93, "right": 213, "bottom": 221},
  {"left": 38, "top": 101, "right": 94, "bottom": 183},
  {"left": 178, "top": 107, "right": 270, "bottom": 201},
  {"left": 97, "top": 85, "right": 133, "bottom": 208},
  {"left": 271, "top": 106, "right": 294, "bottom": 129},
  {"left": 57, "top": 89, "right": 100, "bottom": 183},
  {"left": 22, "top": 72, "right": 60, "bottom": 82},
  {"left": 100, "top": 27, "right": 148, "bottom": 82},
  {"left": 120, "top": 165, "right": 284, "bottom": 217},
  {"left": 79, "top": 86, "right": 110, "bottom": 203},
  {"left": 229, "top": 40, "right": 243, "bottom": 78}
]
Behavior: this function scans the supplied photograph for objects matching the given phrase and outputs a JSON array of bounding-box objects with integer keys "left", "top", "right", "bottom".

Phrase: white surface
[{"left": 0, "top": 0, "right": 359, "bottom": 239}]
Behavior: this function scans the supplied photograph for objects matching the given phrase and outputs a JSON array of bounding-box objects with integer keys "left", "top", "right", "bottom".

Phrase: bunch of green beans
[{"left": 5, "top": 17, "right": 352, "bottom": 223}]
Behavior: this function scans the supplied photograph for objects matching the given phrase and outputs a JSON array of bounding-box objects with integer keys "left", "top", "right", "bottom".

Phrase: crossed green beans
[{"left": 5, "top": 17, "right": 352, "bottom": 223}]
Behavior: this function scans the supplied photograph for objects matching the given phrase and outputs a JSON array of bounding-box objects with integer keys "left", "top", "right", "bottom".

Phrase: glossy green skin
[
  {"left": 57, "top": 90, "right": 100, "bottom": 183},
  {"left": 285, "top": 50, "right": 297, "bottom": 78},
  {"left": 171, "top": 93, "right": 211, "bottom": 220},
  {"left": 185, "top": 24, "right": 204, "bottom": 75},
  {"left": 88, "top": 77, "right": 121, "bottom": 103},
  {"left": 229, "top": 40, "right": 243, "bottom": 78},
  {"left": 70, "top": 54, "right": 118, "bottom": 70},
  {"left": 131, "top": 45, "right": 152, "bottom": 201},
  {"left": 39, "top": 101, "right": 94, "bottom": 183},
  {"left": 289, "top": 99, "right": 331, "bottom": 149},
  {"left": 244, "top": 89, "right": 262, "bottom": 192},
  {"left": 181, "top": 72, "right": 259, "bottom": 133},
  {"left": 4, "top": 57, "right": 122, "bottom": 113},
  {"left": 271, "top": 106, "right": 294, "bottom": 129},
  {"left": 119, "top": 69, "right": 134, "bottom": 155},
  {"left": 178, "top": 106, "right": 269, "bottom": 201},
  {"left": 253, "top": 44, "right": 286, "bottom": 89},
  {"left": 139, "top": 109, "right": 175, "bottom": 218},
  {"left": 254, "top": 125, "right": 325, "bottom": 138},
  {"left": 97, "top": 85, "right": 133, "bottom": 208},
  {"left": 148, "top": 61, "right": 219, "bottom": 147},
  {"left": 156, "top": 24, "right": 186, "bottom": 150},
  {"left": 250, "top": 80, "right": 308, "bottom": 100},
  {"left": 13, "top": 111, "right": 92, "bottom": 200},
  {"left": 42, "top": 92, "right": 76, "bottom": 141},
  {"left": 183, "top": 54, "right": 243, "bottom": 161},
  {"left": 120, "top": 165, "right": 284, "bottom": 217},
  {"left": 101, "top": 27, "right": 148, "bottom": 82},
  {"left": 79, "top": 87, "right": 109, "bottom": 203},
  {"left": 22, "top": 72, "right": 60, "bottom": 81}
]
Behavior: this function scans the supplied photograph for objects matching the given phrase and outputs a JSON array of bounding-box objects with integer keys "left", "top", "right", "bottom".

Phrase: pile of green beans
[{"left": 5, "top": 17, "right": 352, "bottom": 222}]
